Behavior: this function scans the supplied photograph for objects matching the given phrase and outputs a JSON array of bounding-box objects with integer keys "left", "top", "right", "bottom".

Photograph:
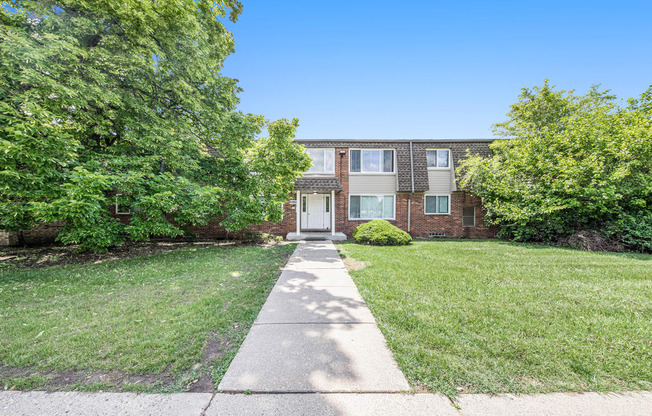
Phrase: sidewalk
[
  {"left": 3, "top": 241, "right": 651, "bottom": 415},
  {"left": 218, "top": 240, "right": 409, "bottom": 392},
  {"left": 2, "top": 391, "right": 652, "bottom": 416}
]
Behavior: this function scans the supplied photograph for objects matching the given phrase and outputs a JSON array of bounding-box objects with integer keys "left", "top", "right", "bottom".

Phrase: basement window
[{"left": 429, "top": 232, "right": 446, "bottom": 238}]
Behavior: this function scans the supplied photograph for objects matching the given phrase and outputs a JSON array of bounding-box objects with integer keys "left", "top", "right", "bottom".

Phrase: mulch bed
[{"left": 0, "top": 240, "right": 249, "bottom": 270}]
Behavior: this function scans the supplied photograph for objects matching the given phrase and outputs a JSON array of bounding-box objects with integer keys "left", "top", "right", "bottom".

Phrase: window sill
[
  {"left": 348, "top": 218, "right": 396, "bottom": 221},
  {"left": 349, "top": 172, "right": 396, "bottom": 175},
  {"left": 424, "top": 213, "right": 451, "bottom": 216},
  {"left": 427, "top": 167, "right": 451, "bottom": 170}
]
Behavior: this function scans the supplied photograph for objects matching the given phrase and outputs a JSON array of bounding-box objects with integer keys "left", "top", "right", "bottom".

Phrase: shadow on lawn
[
  {"left": 396, "top": 237, "right": 652, "bottom": 261},
  {"left": 217, "top": 242, "right": 404, "bottom": 415}
]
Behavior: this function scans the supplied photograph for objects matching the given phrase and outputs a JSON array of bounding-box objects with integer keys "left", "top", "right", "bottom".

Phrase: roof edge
[{"left": 295, "top": 138, "right": 496, "bottom": 143}]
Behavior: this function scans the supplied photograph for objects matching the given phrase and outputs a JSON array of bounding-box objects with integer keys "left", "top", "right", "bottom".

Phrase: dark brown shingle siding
[
  {"left": 294, "top": 176, "right": 343, "bottom": 192},
  {"left": 297, "top": 140, "right": 493, "bottom": 192}
]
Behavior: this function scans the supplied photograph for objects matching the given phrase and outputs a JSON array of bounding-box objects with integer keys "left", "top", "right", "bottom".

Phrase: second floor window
[
  {"left": 306, "top": 148, "right": 335, "bottom": 174},
  {"left": 350, "top": 149, "right": 394, "bottom": 173},
  {"left": 427, "top": 149, "right": 450, "bottom": 169}
]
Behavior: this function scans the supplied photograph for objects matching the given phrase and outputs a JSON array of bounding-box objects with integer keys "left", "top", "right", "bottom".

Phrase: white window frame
[
  {"left": 115, "top": 194, "right": 131, "bottom": 215},
  {"left": 426, "top": 149, "right": 451, "bottom": 170},
  {"left": 348, "top": 194, "right": 396, "bottom": 220},
  {"left": 462, "top": 206, "right": 475, "bottom": 227},
  {"left": 305, "top": 148, "right": 335, "bottom": 175},
  {"left": 349, "top": 149, "right": 396, "bottom": 175},
  {"left": 424, "top": 194, "right": 451, "bottom": 215}
]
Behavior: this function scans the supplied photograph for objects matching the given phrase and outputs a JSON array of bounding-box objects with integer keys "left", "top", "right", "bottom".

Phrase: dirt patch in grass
[
  {"left": 0, "top": 335, "right": 232, "bottom": 392},
  {"left": 342, "top": 256, "right": 367, "bottom": 271},
  {"left": 0, "top": 240, "right": 290, "bottom": 270},
  {"left": 1, "top": 365, "right": 173, "bottom": 392},
  {"left": 187, "top": 335, "right": 232, "bottom": 393},
  {"left": 1, "top": 241, "right": 297, "bottom": 393}
]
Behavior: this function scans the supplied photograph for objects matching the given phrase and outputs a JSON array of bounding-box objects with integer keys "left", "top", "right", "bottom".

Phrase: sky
[{"left": 221, "top": 0, "right": 652, "bottom": 139}]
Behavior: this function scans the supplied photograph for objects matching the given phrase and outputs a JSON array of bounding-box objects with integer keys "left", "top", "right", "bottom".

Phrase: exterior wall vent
[{"left": 429, "top": 232, "right": 446, "bottom": 238}]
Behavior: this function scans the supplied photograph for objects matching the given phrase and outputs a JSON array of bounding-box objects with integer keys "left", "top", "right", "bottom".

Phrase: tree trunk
[{"left": 17, "top": 230, "right": 26, "bottom": 247}]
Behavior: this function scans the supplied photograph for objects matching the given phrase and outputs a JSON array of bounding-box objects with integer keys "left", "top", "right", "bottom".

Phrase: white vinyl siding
[
  {"left": 349, "top": 195, "right": 395, "bottom": 220},
  {"left": 349, "top": 175, "right": 397, "bottom": 194},
  {"left": 428, "top": 170, "right": 453, "bottom": 193}
]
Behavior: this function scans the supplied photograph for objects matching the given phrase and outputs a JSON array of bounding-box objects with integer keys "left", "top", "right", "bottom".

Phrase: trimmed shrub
[{"left": 352, "top": 220, "right": 412, "bottom": 246}]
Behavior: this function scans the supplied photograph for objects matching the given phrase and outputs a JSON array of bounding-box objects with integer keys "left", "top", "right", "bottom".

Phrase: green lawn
[
  {"left": 0, "top": 243, "right": 296, "bottom": 392},
  {"left": 337, "top": 240, "right": 652, "bottom": 396}
]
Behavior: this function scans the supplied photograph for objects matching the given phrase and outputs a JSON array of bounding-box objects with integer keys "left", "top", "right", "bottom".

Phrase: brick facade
[
  {"left": 408, "top": 192, "right": 497, "bottom": 238},
  {"left": 187, "top": 202, "right": 298, "bottom": 239},
  {"left": 0, "top": 140, "right": 497, "bottom": 246},
  {"left": 327, "top": 145, "right": 496, "bottom": 239},
  {"left": 0, "top": 222, "right": 65, "bottom": 246}
]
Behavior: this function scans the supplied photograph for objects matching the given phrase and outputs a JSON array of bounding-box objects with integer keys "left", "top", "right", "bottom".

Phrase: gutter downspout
[{"left": 408, "top": 141, "right": 415, "bottom": 235}]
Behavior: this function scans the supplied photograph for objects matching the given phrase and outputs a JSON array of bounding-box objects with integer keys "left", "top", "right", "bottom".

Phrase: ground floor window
[
  {"left": 349, "top": 195, "right": 395, "bottom": 220},
  {"left": 425, "top": 195, "right": 450, "bottom": 215},
  {"left": 115, "top": 194, "right": 131, "bottom": 215},
  {"left": 462, "top": 206, "right": 475, "bottom": 226}
]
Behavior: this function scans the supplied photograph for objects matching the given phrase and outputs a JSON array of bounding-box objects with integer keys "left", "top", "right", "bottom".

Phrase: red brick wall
[
  {"left": 1, "top": 147, "right": 496, "bottom": 245},
  {"left": 0, "top": 222, "right": 65, "bottom": 246},
  {"left": 107, "top": 189, "right": 298, "bottom": 240},
  {"left": 327, "top": 147, "right": 496, "bottom": 239},
  {"left": 408, "top": 192, "right": 497, "bottom": 238},
  {"left": 188, "top": 202, "right": 297, "bottom": 239}
]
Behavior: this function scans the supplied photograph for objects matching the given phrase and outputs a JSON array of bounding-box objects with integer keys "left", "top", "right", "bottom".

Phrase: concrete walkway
[
  {"left": 4, "top": 241, "right": 652, "bottom": 415},
  {"left": 3, "top": 391, "right": 652, "bottom": 415},
  {"left": 218, "top": 240, "right": 409, "bottom": 393}
]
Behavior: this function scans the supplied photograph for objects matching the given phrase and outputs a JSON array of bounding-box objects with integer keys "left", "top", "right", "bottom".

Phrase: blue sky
[{"left": 222, "top": 0, "right": 652, "bottom": 139}]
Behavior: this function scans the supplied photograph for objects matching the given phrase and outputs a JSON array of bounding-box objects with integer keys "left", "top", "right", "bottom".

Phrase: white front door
[{"left": 301, "top": 194, "right": 331, "bottom": 230}]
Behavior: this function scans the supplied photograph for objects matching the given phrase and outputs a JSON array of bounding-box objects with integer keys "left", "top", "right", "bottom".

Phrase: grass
[
  {"left": 337, "top": 240, "right": 652, "bottom": 396},
  {"left": 0, "top": 243, "right": 296, "bottom": 392}
]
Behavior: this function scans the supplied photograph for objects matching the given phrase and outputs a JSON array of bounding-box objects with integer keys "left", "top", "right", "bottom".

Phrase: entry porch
[{"left": 288, "top": 176, "right": 344, "bottom": 240}]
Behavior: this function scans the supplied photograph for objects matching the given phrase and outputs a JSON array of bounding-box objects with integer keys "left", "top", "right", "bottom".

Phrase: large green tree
[
  {"left": 459, "top": 81, "right": 652, "bottom": 251},
  {"left": 0, "top": 1, "right": 310, "bottom": 250}
]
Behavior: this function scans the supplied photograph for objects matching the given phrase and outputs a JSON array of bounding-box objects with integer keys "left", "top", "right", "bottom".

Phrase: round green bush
[{"left": 352, "top": 220, "right": 412, "bottom": 246}]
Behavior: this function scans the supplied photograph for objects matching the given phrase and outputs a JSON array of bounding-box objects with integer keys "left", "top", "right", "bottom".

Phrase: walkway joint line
[{"left": 218, "top": 240, "right": 409, "bottom": 393}]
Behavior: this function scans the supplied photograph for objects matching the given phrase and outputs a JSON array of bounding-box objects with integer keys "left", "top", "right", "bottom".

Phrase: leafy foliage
[
  {"left": 459, "top": 81, "right": 652, "bottom": 252},
  {"left": 613, "top": 212, "right": 652, "bottom": 253},
  {"left": 0, "top": 1, "right": 310, "bottom": 251},
  {"left": 352, "top": 220, "right": 412, "bottom": 246}
]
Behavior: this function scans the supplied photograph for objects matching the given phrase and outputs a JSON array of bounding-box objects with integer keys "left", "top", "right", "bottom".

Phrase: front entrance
[{"left": 300, "top": 194, "right": 331, "bottom": 230}]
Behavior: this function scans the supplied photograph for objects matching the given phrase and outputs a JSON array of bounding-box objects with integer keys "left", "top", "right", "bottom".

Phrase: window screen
[{"left": 462, "top": 206, "right": 475, "bottom": 226}]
